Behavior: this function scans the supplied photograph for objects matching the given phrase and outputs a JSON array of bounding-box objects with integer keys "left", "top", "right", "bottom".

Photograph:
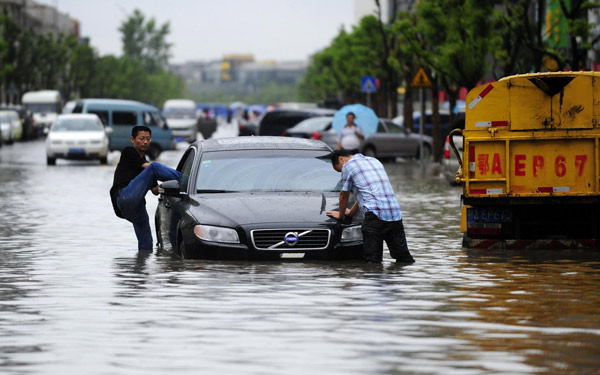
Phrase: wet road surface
[{"left": 1, "top": 129, "right": 599, "bottom": 374}]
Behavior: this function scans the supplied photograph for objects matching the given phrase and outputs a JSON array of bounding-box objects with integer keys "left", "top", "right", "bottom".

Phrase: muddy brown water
[{"left": 1, "top": 139, "right": 599, "bottom": 374}]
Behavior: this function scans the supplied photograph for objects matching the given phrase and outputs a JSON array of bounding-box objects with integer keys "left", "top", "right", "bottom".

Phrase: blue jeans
[{"left": 117, "top": 163, "right": 180, "bottom": 250}]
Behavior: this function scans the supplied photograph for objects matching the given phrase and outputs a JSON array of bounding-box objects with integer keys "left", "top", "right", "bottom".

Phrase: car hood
[
  {"left": 188, "top": 191, "right": 359, "bottom": 227},
  {"left": 167, "top": 118, "right": 197, "bottom": 128},
  {"left": 47, "top": 131, "right": 106, "bottom": 141}
]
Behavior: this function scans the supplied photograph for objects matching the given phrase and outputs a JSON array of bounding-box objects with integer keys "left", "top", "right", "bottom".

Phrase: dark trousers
[{"left": 361, "top": 212, "right": 413, "bottom": 263}]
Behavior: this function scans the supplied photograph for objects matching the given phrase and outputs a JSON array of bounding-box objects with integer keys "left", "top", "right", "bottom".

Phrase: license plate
[
  {"left": 467, "top": 207, "right": 512, "bottom": 223},
  {"left": 69, "top": 148, "right": 85, "bottom": 153}
]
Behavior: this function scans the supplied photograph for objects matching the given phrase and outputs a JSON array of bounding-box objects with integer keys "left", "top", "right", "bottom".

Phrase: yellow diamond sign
[{"left": 411, "top": 67, "right": 432, "bottom": 88}]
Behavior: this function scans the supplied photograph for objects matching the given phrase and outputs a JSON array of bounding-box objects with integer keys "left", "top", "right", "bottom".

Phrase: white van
[
  {"left": 22, "top": 90, "right": 62, "bottom": 134},
  {"left": 162, "top": 99, "right": 198, "bottom": 142}
]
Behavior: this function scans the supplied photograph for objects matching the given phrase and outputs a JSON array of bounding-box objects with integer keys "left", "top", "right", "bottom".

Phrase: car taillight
[
  {"left": 311, "top": 131, "right": 322, "bottom": 140},
  {"left": 444, "top": 136, "right": 450, "bottom": 159},
  {"left": 281, "top": 131, "right": 287, "bottom": 136}
]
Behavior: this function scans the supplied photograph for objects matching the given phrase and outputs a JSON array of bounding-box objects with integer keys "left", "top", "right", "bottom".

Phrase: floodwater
[{"left": 1, "top": 131, "right": 599, "bottom": 374}]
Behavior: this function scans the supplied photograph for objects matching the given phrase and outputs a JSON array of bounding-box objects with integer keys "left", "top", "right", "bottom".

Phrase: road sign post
[
  {"left": 410, "top": 67, "right": 433, "bottom": 166},
  {"left": 361, "top": 76, "right": 377, "bottom": 108}
]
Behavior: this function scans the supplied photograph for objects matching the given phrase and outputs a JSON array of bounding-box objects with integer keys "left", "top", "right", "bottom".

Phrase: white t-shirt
[{"left": 338, "top": 126, "right": 362, "bottom": 150}]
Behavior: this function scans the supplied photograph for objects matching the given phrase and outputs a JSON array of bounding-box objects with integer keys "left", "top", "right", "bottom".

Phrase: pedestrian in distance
[
  {"left": 326, "top": 149, "right": 414, "bottom": 264},
  {"left": 336, "top": 112, "right": 364, "bottom": 154},
  {"left": 110, "top": 125, "right": 180, "bottom": 251}
]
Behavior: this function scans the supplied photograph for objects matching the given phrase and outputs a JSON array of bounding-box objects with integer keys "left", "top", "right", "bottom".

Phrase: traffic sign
[
  {"left": 361, "top": 76, "right": 377, "bottom": 93},
  {"left": 410, "top": 67, "right": 432, "bottom": 88}
]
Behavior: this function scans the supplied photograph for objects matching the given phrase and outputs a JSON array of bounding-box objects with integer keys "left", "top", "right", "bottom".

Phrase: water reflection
[{"left": 0, "top": 141, "right": 599, "bottom": 374}]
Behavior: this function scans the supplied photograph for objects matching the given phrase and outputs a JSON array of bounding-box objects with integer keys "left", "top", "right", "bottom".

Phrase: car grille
[{"left": 251, "top": 229, "right": 331, "bottom": 250}]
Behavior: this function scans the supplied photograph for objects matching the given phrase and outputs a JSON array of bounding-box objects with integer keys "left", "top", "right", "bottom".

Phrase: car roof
[
  {"left": 195, "top": 136, "right": 332, "bottom": 152},
  {"left": 76, "top": 98, "right": 158, "bottom": 110},
  {"left": 57, "top": 113, "right": 100, "bottom": 120},
  {"left": 266, "top": 108, "right": 336, "bottom": 116}
]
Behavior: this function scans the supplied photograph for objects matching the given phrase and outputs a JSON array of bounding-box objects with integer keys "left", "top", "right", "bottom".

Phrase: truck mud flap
[{"left": 465, "top": 238, "right": 596, "bottom": 250}]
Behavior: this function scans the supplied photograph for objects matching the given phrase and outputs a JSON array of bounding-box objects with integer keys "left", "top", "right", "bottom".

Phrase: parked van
[
  {"left": 71, "top": 99, "right": 174, "bottom": 159},
  {"left": 162, "top": 99, "right": 197, "bottom": 142},
  {"left": 22, "top": 90, "right": 62, "bottom": 134}
]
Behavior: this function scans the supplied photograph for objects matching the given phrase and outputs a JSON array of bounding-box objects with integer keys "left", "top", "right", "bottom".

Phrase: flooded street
[{"left": 1, "top": 132, "right": 599, "bottom": 374}]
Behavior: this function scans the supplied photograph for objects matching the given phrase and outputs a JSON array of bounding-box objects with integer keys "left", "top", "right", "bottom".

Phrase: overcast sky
[{"left": 37, "top": 0, "right": 355, "bottom": 63}]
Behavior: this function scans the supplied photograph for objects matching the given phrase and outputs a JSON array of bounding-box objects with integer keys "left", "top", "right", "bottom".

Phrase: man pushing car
[{"left": 326, "top": 149, "right": 414, "bottom": 264}]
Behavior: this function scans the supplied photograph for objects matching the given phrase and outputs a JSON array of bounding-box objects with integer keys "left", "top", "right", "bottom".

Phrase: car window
[
  {"left": 53, "top": 118, "right": 104, "bottom": 132},
  {"left": 72, "top": 103, "right": 83, "bottom": 113},
  {"left": 88, "top": 109, "right": 109, "bottom": 125},
  {"left": 144, "top": 111, "right": 167, "bottom": 129},
  {"left": 386, "top": 122, "right": 405, "bottom": 134},
  {"left": 290, "top": 118, "right": 330, "bottom": 132},
  {"left": 196, "top": 150, "right": 340, "bottom": 192},
  {"left": 113, "top": 111, "right": 138, "bottom": 126},
  {"left": 177, "top": 149, "right": 196, "bottom": 192},
  {"left": 376, "top": 122, "right": 386, "bottom": 133}
]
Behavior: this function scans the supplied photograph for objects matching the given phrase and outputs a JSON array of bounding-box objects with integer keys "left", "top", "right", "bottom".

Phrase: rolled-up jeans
[
  {"left": 361, "top": 212, "right": 413, "bottom": 263},
  {"left": 117, "top": 163, "right": 180, "bottom": 250}
]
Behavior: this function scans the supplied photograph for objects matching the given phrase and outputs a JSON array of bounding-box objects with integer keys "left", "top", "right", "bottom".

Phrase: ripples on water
[{"left": 1, "top": 141, "right": 599, "bottom": 374}]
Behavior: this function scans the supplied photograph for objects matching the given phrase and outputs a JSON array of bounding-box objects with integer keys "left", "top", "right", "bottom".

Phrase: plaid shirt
[{"left": 340, "top": 153, "right": 402, "bottom": 221}]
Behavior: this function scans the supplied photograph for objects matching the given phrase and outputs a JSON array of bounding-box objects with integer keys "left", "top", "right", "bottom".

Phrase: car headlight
[
  {"left": 341, "top": 225, "right": 362, "bottom": 242},
  {"left": 194, "top": 224, "right": 240, "bottom": 244}
]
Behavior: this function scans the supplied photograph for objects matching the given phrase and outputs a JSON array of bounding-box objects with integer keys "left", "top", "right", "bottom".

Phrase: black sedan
[{"left": 155, "top": 137, "right": 364, "bottom": 260}]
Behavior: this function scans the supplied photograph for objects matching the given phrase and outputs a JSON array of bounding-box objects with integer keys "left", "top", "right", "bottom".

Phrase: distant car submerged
[
  {"left": 45, "top": 114, "right": 110, "bottom": 165},
  {"left": 155, "top": 137, "right": 364, "bottom": 260}
]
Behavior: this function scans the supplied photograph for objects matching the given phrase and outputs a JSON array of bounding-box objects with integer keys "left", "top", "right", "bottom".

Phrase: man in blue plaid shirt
[{"left": 326, "top": 149, "right": 414, "bottom": 263}]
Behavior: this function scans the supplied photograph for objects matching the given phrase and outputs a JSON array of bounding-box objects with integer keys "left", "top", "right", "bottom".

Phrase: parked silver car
[
  {"left": 361, "top": 119, "right": 433, "bottom": 160},
  {"left": 284, "top": 116, "right": 337, "bottom": 149},
  {"left": 0, "top": 110, "right": 21, "bottom": 144}
]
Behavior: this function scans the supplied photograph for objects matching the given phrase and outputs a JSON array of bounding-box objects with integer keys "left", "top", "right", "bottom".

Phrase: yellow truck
[{"left": 451, "top": 72, "right": 600, "bottom": 249}]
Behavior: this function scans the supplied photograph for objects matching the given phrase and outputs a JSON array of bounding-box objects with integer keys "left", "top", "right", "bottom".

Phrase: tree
[{"left": 119, "top": 9, "right": 172, "bottom": 72}]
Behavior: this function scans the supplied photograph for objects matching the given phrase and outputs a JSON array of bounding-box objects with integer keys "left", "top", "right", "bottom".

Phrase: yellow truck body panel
[{"left": 458, "top": 72, "right": 600, "bottom": 249}]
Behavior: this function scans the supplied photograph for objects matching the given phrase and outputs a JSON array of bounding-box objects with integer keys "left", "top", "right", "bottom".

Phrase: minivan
[{"left": 72, "top": 99, "right": 174, "bottom": 159}]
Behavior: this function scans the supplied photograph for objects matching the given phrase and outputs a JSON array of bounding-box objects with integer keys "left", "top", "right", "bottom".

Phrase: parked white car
[
  {"left": 45, "top": 114, "right": 110, "bottom": 165},
  {"left": 0, "top": 109, "right": 21, "bottom": 144},
  {"left": 162, "top": 99, "right": 198, "bottom": 142}
]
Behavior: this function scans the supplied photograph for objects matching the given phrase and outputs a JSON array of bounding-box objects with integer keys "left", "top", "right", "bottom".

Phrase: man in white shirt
[{"left": 337, "top": 112, "right": 364, "bottom": 153}]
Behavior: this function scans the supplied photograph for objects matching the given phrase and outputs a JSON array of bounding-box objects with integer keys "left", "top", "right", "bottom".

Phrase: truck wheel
[
  {"left": 47, "top": 156, "right": 56, "bottom": 165},
  {"left": 147, "top": 144, "right": 161, "bottom": 160}
]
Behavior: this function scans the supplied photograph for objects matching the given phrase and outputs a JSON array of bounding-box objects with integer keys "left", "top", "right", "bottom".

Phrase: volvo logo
[{"left": 284, "top": 232, "right": 299, "bottom": 246}]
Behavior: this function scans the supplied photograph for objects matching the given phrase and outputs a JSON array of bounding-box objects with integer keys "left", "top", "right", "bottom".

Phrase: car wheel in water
[
  {"left": 178, "top": 237, "right": 187, "bottom": 260},
  {"left": 147, "top": 144, "right": 161, "bottom": 160},
  {"left": 363, "top": 146, "right": 376, "bottom": 158},
  {"left": 100, "top": 156, "right": 108, "bottom": 165},
  {"left": 47, "top": 156, "right": 56, "bottom": 165},
  {"left": 155, "top": 215, "right": 163, "bottom": 250},
  {"left": 417, "top": 144, "right": 432, "bottom": 160}
]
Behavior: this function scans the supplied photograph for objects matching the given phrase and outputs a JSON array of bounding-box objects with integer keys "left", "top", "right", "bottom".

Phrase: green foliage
[
  {"left": 0, "top": 8, "right": 183, "bottom": 106},
  {"left": 119, "top": 9, "right": 172, "bottom": 72}
]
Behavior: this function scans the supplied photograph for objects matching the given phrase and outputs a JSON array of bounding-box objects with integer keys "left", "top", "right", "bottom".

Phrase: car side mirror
[
  {"left": 159, "top": 179, "right": 182, "bottom": 197},
  {"left": 105, "top": 127, "right": 113, "bottom": 135}
]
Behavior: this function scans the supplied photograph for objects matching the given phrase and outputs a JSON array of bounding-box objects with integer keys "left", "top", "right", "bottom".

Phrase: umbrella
[{"left": 332, "top": 104, "right": 378, "bottom": 139}]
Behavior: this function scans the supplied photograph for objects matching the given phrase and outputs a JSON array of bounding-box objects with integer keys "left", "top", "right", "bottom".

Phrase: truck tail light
[
  {"left": 444, "top": 136, "right": 450, "bottom": 159},
  {"left": 467, "top": 222, "right": 502, "bottom": 236}
]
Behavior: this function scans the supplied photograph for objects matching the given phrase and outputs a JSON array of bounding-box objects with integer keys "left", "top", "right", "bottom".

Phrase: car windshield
[
  {"left": 196, "top": 150, "right": 341, "bottom": 192},
  {"left": 53, "top": 118, "right": 103, "bottom": 132},
  {"left": 24, "top": 103, "right": 58, "bottom": 113},
  {"left": 163, "top": 108, "right": 196, "bottom": 119},
  {"left": 290, "top": 118, "right": 331, "bottom": 132}
]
